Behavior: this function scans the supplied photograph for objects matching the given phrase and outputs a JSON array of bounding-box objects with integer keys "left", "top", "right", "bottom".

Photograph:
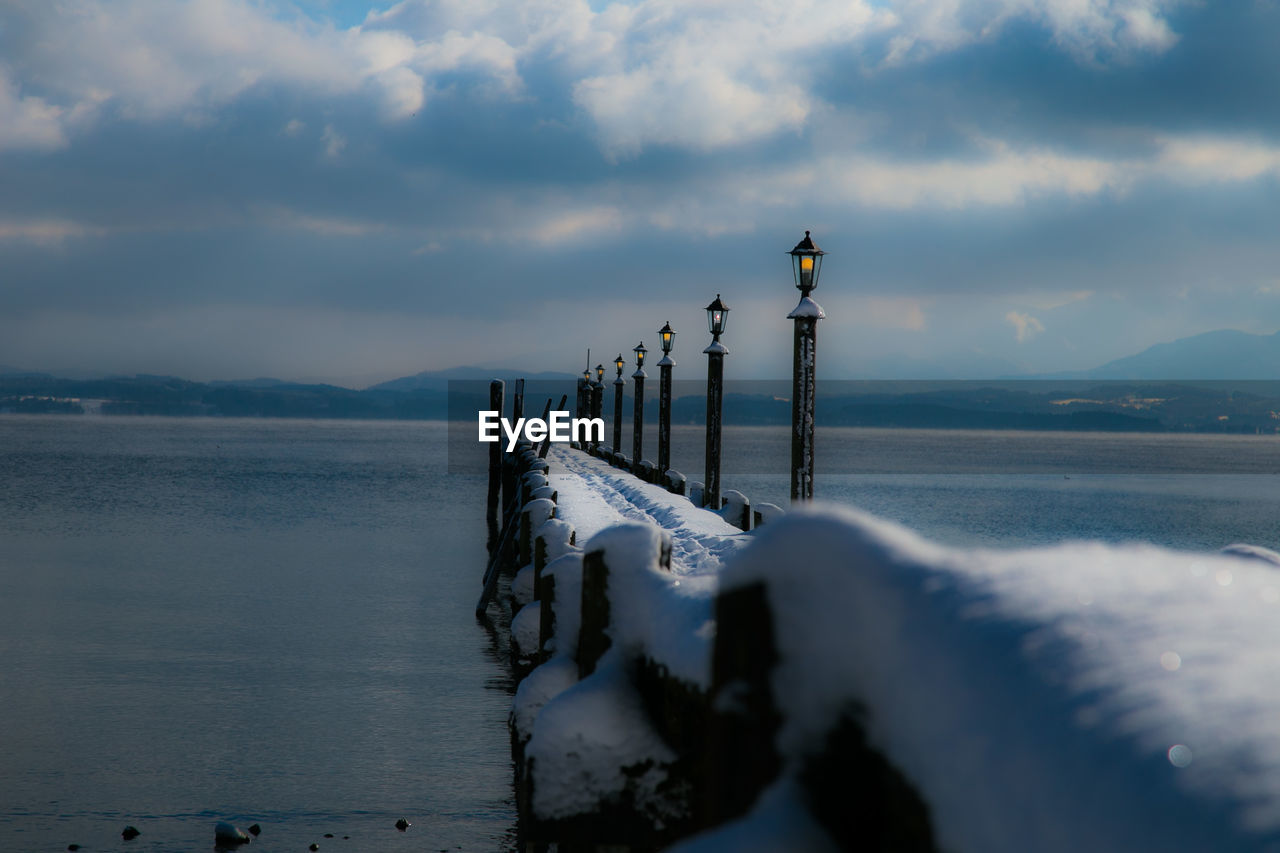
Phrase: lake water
[
  {"left": 0, "top": 416, "right": 515, "bottom": 852},
  {"left": 5, "top": 417, "right": 1280, "bottom": 852}
]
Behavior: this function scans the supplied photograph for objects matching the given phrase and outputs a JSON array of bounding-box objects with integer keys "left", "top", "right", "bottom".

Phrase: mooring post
[
  {"left": 612, "top": 353, "right": 625, "bottom": 454},
  {"left": 512, "top": 377, "right": 525, "bottom": 424},
  {"left": 787, "top": 231, "right": 826, "bottom": 502},
  {"left": 632, "top": 341, "right": 648, "bottom": 469},
  {"left": 703, "top": 295, "right": 729, "bottom": 509},
  {"left": 487, "top": 379, "right": 504, "bottom": 523}
]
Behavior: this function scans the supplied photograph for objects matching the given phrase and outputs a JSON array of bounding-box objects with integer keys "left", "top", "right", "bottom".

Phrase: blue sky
[{"left": 2, "top": 0, "right": 1279, "bottom": 385}]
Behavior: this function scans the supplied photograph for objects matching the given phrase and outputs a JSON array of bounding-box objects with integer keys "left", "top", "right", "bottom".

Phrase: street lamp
[
  {"left": 592, "top": 364, "right": 605, "bottom": 445},
  {"left": 613, "top": 354, "right": 625, "bottom": 454},
  {"left": 657, "top": 322, "right": 677, "bottom": 476},
  {"left": 787, "top": 231, "right": 826, "bottom": 501},
  {"left": 703, "top": 295, "right": 729, "bottom": 508},
  {"left": 632, "top": 341, "right": 648, "bottom": 468}
]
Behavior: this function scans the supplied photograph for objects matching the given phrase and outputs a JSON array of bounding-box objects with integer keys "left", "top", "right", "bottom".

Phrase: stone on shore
[{"left": 214, "top": 821, "right": 251, "bottom": 846}]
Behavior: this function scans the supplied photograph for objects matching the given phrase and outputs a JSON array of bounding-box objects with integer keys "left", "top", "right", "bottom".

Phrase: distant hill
[
  {"left": 1067, "top": 330, "right": 1280, "bottom": 380},
  {"left": 368, "top": 367, "right": 578, "bottom": 392}
]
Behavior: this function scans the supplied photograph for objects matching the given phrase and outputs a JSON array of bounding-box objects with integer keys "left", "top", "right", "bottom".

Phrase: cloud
[
  {"left": 1006, "top": 310, "right": 1046, "bottom": 343},
  {"left": 0, "top": 73, "right": 67, "bottom": 151},
  {"left": 321, "top": 123, "right": 347, "bottom": 158}
]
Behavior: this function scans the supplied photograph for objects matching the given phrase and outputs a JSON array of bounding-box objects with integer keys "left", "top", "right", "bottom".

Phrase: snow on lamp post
[
  {"left": 613, "top": 353, "right": 625, "bottom": 454},
  {"left": 788, "top": 230, "right": 826, "bottom": 502},
  {"left": 632, "top": 341, "right": 648, "bottom": 469},
  {"left": 657, "top": 321, "right": 677, "bottom": 477},
  {"left": 704, "top": 295, "right": 729, "bottom": 509}
]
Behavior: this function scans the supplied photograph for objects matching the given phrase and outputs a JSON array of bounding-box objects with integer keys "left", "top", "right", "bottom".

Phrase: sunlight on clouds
[
  {"left": 524, "top": 205, "right": 624, "bottom": 245},
  {"left": 0, "top": 73, "right": 66, "bottom": 151},
  {"left": 852, "top": 296, "right": 929, "bottom": 331},
  {"left": 1006, "top": 310, "right": 1045, "bottom": 343},
  {"left": 0, "top": 219, "right": 104, "bottom": 243},
  {"left": 825, "top": 147, "right": 1124, "bottom": 209},
  {"left": 1156, "top": 137, "right": 1280, "bottom": 183}
]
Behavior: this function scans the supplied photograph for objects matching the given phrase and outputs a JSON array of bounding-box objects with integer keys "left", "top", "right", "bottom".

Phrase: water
[
  {"left": 0, "top": 416, "right": 516, "bottom": 852},
  {"left": 6, "top": 417, "right": 1280, "bottom": 852},
  {"left": 655, "top": 424, "right": 1280, "bottom": 551}
]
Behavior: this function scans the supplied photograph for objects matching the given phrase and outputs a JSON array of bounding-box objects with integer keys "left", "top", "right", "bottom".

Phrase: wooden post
[
  {"left": 703, "top": 581, "right": 782, "bottom": 824},
  {"left": 487, "top": 379, "right": 504, "bottom": 523},
  {"left": 513, "top": 377, "right": 525, "bottom": 425},
  {"left": 578, "top": 548, "right": 612, "bottom": 679}
]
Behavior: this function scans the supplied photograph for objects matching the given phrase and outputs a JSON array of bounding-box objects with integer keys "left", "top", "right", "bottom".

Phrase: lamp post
[
  {"left": 592, "top": 364, "right": 605, "bottom": 448},
  {"left": 612, "top": 353, "right": 625, "bottom": 454},
  {"left": 578, "top": 363, "right": 591, "bottom": 421},
  {"left": 788, "top": 230, "right": 826, "bottom": 502},
  {"left": 632, "top": 341, "right": 648, "bottom": 468},
  {"left": 657, "top": 322, "right": 676, "bottom": 476},
  {"left": 704, "top": 295, "right": 729, "bottom": 509}
]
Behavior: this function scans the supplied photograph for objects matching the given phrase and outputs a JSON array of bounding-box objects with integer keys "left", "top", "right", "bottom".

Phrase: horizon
[{"left": 4, "top": 2, "right": 1280, "bottom": 384}]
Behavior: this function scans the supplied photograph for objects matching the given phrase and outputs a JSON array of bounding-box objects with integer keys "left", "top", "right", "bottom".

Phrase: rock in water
[
  {"left": 395, "top": 818, "right": 411, "bottom": 831},
  {"left": 309, "top": 844, "right": 319, "bottom": 851},
  {"left": 121, "top": 826, "right": 141, "bottom": 840},
  {"left": 247, "top": 824, "right": 261, "bottom": 837},
  {"left": 214, "top": 822, "right": 251, "bottom": 846}
]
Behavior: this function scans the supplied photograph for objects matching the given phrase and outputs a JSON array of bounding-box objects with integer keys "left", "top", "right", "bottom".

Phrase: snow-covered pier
[{"left": 484, "top": 440, "right": 1280, "bottom": 852}]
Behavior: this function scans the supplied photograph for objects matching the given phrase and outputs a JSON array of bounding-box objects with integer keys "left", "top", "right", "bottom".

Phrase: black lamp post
[
  {"left": 612, "top": 354, "right": 625, "bottom": 454},
  {"left": 592, "top": 364, "right": 605, "bottom": 447},
  {"left": 704, "top": 295, "right": 729, "bottom": 508},
  {"left": 657, "top": 322, "right": 676, "bottom": 476},
  {"left": 578, "top": 362, "right": 591, "bottom": 421},
  {"left": 787, "top": 230, "right": 826, "bottom": 501},
  {"left": 632, "top": 342, "right": 648, "bottom": 468}
]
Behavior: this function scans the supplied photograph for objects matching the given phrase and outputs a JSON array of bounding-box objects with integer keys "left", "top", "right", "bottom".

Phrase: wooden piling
[{"left": 487, "top": 379, "right": 504, "bottom": 522}]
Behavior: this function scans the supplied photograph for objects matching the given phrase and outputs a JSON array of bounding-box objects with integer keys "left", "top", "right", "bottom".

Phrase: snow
[
  {"left": 657, "top": 355, "right": 676, "bottom": 367},
  {"left": 511, "top": 600, "right": 541, "bottom": 657},
  {"left": 702, "top": 340, "right": 729, "bottom": 355},
  {"left": 723, "top": 504, "right": 1280, "bottom": 853},
  {"left": 543, "top": 552, "right": 584, "bottom": 656},
  {"left": 512, "top": 563, "right": 535, "bottom": 605},
  {"left": 525, "top": 651, "right": 683, "bottom": 823},
  {"left": 667, "top": 778, "right": 838, "bottom": 853},
  {"left": 523, "top": 497, "right": 555, "bottom": 533},
  {"left": 512, "top": 655, "right": 578, "bottom": 742},
  {"left": 582, "top": 523, "right": 718, "bottom": 688},
  {"left": 546, "top": 446, "right": 748, "bottom": 574},
  {"left": 786, "top": 295, "right": 826, "bottom": 320},
  {"left": 535, "top": 517, "right": 577, "bottom": 562},
  {"left": 754, "top": 502, "right": 785, "bottom": 525},
  {"left": 517, "top": 444, "right": 1280, "bottom": 849}
]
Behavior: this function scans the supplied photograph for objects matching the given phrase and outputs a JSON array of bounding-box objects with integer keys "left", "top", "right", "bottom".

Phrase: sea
[{"left": 4, "top": 414, "right": 1280, "bottom": 851}]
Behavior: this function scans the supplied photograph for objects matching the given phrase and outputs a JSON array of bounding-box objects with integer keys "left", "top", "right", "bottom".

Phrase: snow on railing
[{"left": 505, "top": 462, "right": 1280, "bottom": 851}]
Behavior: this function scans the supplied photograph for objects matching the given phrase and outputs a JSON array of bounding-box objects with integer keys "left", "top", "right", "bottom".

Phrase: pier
[{"left": 478, "top": 380, "right": 1280, "bottom": 853}]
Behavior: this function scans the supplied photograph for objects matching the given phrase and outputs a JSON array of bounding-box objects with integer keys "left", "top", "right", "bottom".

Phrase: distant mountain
[
  {"left": 368, "top": 367, "right": 578, "bottom": 392},
  {"left": 1078, "top": 330, "right": 1280, "bottom": 380},
  {"left": 207, "top": 377, "right": 292, "bottom": 389}
]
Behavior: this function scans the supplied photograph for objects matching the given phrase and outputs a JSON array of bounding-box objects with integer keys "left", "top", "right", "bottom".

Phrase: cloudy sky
[{"left": 2, "top": 0, "right": 1279, "bottom": 385}]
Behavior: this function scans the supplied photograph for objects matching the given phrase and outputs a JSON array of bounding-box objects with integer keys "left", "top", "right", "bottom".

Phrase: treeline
[{"left": 0, "top": 375, "right": 448, "bottom": 420}]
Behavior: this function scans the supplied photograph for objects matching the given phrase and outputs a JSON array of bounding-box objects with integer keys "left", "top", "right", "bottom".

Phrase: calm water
[
  {"left": 0, "top": 416, "right": 515, "bottom": 852},
  {"left": 5, "top": 417, "right": 1280, "bottom": 853},
  {"left": 657, "top": 424, "right": 1280, "bottom": 551}
]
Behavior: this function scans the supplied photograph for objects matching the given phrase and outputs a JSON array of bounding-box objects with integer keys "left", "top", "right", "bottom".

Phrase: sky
[{"left": 3, "top": 0, "right": 1280, "bottom": 386}]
